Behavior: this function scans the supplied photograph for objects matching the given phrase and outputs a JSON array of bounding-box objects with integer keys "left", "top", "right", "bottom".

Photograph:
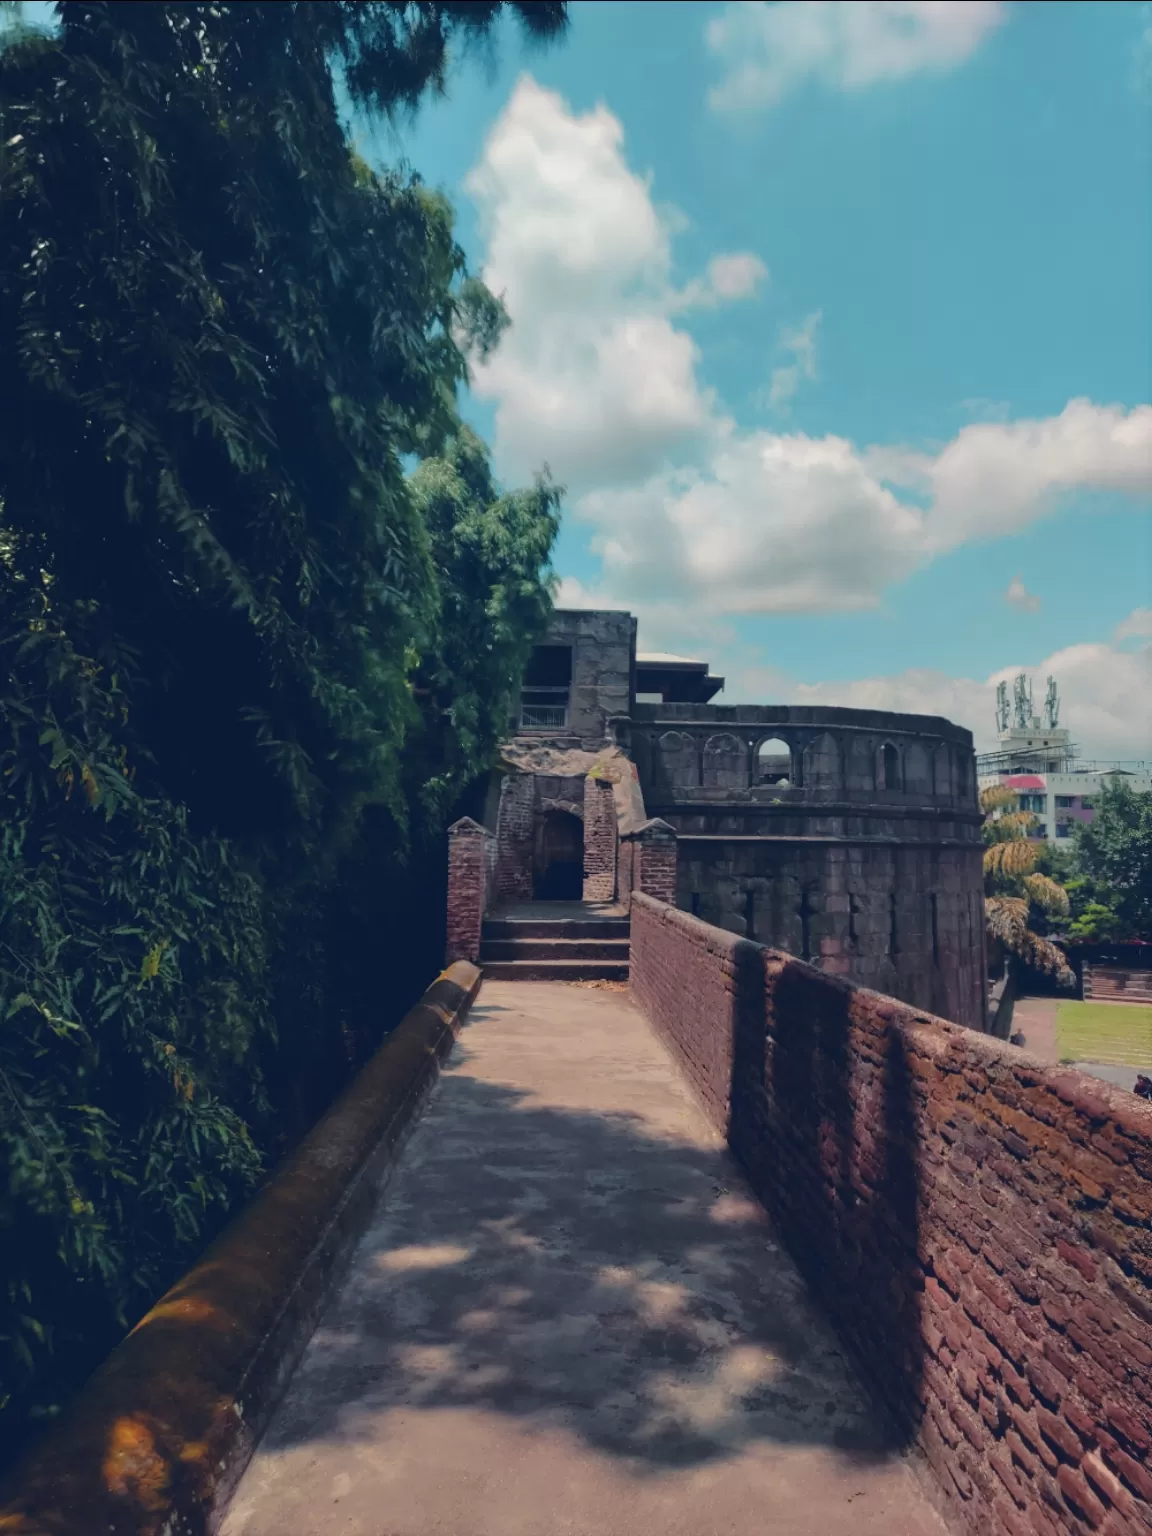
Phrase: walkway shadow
[
  {"left": 725, "top": 948, "right": 924, "bottom": 1449},
  {"left": 251, "top": 996, "right": 904, "bottom": 1476}
]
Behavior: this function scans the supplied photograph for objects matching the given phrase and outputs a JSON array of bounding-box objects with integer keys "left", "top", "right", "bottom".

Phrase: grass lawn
[{"left": 1056, "top": 1001, "right": 1152, "bottom": 1066}]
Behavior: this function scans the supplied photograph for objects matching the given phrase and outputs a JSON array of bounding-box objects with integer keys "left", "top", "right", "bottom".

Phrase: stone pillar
[
  {"left": 445, "top": 817, "right": 494, "bottom": 965},
  {"left": 582, "top": 775, "right": 617, "bottom": 902},
  {"left": 493, "top": 773, "right": 534, "bottom": 900},
  {"left": 635, "top": 818, "right": 677, "bottom": 905}
]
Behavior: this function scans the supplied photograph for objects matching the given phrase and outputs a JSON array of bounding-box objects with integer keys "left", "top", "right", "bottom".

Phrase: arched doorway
[{"left": 534, "top": 809, "right": 584, "bottom": 900}]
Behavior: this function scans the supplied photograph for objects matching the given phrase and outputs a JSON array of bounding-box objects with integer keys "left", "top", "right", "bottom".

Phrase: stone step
[
  {"left": 482, "top": 918, "right": 630, "bottom": 942},
  {"left": 1084, "top": 967, "right": 1152, "bottom": 1001},
  {"left": 479, "top": 958, "right": 630, "bottom": 982},
  {"left": 481, "top": 937, "right": 630, "bottom": 962}
]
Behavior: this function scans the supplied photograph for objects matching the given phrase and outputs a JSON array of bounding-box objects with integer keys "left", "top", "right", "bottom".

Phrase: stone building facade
[{"left": 448, "top": 609, "right": 987, "bottom": 1031}]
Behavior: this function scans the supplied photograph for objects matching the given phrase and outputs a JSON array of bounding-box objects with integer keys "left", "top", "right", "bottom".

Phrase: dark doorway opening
[{"left": 534, "top": 809, "right": 583, "bottom": 901}]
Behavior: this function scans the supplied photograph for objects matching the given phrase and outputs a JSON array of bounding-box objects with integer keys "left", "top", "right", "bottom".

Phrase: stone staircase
[
  {"left": 1083, "top": 965, "right": 1152, "bottom": 1004},
  {"left": 479, "top": 903, "right": 630, "bottom": 982}
]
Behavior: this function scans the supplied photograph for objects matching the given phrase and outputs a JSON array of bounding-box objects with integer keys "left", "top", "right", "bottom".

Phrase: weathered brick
[
  {"left": 1056, "top": 1462, "right": 1107, "bottom": 1527},
  {"left": 627, "top": 893, "right": 1152, "bottom": 1536},
  {"left": 1063, "top": 1396, "right": 1099, "bottom": 1442},
  {"left": 1102, "top": 1440, "right": 1152, "bottom": 1503},
  {"left": 1056, "top": 1238, "right": 1099, "bottom": 1284},
  {"left": 1010, "top": 1403, "right": 1059, "bottom": 1471},
  {"left": 1024, "top": 1357, "right": 1064, "bottom": 1409},
  {"left": 1035, "top": 1405, "right": 1083, "bottom": 1463},
  {"left": 1082, "top": 1449, "right": 1138, "bottom": 1522},
  {"left": 1006, "top": 1427, "right": 1040, "bottom": 1479},
  {"left": 1102, "top": 1398, "right": 1152, "bottom": 1452},
  {"left": 1000, "top": 1358, "right": 1034, "bottom": 1408}
]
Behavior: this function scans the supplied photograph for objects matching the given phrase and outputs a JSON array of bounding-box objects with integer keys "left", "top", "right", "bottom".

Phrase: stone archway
[{"left": 533, "top": 808, "right": 584, "bottom": 900}]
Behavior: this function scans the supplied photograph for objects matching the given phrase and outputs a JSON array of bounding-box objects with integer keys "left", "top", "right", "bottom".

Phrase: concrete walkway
[
  {"left": 221, "top": 983, "right": 945, "bottom": 1536},
  {"left": 1012, "top": 994, "right": 1151, "bottom": 1091}
]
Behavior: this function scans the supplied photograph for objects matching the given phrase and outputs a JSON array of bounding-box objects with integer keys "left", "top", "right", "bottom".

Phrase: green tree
[
  {"left": 0, "top": 554, "right": 272, "bottom": 1436},
  {"left": 1069, "top": 779, "right": 1152, "bottom": 940},
  {"left": 980, "top": 785, "right": 1074, "bottom": 984},
  {"left": 406, "top": 427, "right": 562, "bottom": 823},
  {"left": 1, "top": 0, "right": 565, "bottom": 868},
  {"left": 0, "top": 0, "right": 566, "bottom": 1446}
]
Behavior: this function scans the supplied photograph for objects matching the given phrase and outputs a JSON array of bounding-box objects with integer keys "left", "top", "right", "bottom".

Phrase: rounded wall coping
[
  {"left": 632, "top": 704, "right": 974, "bottom": 745},
  {"left": 0, "top": 962, "right": 482, "bottom": 1536}
]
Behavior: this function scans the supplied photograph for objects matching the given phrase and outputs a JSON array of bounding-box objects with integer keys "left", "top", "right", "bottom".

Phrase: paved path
[
  {"left": 222, "top": 983, "right": 945, "bottom": 1536},
  {"left": 1011, "top": 995, "right": 1151, "bottom": 1091},
  {"left": 1010, "top": 995, "right": 1059, "bottom": 1062}
]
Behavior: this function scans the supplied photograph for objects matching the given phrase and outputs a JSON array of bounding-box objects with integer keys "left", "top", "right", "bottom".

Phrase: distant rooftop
[{"left": 636, "top": 652, "right": 708, "bottom": 669}]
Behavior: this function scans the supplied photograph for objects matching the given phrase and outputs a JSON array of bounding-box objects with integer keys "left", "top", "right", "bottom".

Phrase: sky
[
  {"left": 10, "top": 1, "right": 1151, "bottom": 760},
  {"left": 363, "top": 0, "right": 1152, "bottom": 761}
]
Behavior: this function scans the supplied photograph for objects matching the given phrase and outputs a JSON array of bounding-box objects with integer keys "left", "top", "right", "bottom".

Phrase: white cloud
[
  {"left": 707, "top": 1, "right": 1008, "bottom": 114},
  {"left": 1004, "top": 575, "right": 1040, "bottom": 613},
  {"left": 578, "top": 427, "right": 926, "bottom": 614},
  {"left": 720, "top": 637, "right": 1152, "bottom": 762},
  {"left": 1115, "top": 607, "right": 1152, "bottom": 644},
  {"left": 465, "top": 78, "right": 753, "bottom": 489},
  {"left": 573, "top": 400, "right": 1152, "bottom": 617},
  {"left": 920, "top": 398, "right": 1152, "bottom": 553},
  {"left": 467, "top": 78, "right": 1152, "bottom": 623},
  {"left": 672, "top": 251, "right": 770, "bottom": 312},
  {"left": 766, "top": 309, "right": 822, "bottom": 409}
]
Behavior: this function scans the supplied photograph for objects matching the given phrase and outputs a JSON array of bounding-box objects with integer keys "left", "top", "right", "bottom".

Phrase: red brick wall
[
  {"left": 619, "top": 820, "right": 677, "bottom": 909},
  {"left": 582, "top": 776, "right": 617, "bottom": 902},
  {"left": 629, "top": 893, "right": 1152, "bottom": 1536},
  {"left": 493, "top": 774, "right": 534, "bottom": 900},
  {"left": 445, "top": 818, "right": 496, "bottom": 964}
]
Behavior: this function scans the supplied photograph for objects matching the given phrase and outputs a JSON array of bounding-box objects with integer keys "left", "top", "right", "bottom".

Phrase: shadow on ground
[{"left": 249, "top": 993, "right": 912, "bottom": 1477}]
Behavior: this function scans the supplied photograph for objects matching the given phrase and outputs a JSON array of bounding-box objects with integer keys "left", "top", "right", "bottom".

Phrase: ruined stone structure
[{"left": 448, "top": 608, "right": 987, "bottom": 1030}]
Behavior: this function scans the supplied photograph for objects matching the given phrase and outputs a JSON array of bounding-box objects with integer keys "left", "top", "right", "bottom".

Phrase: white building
[{"left": 976, "top": 673, "right": 1151, "bottom": 843}]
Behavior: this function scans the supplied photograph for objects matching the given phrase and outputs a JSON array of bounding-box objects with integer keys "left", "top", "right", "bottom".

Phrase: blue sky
[
  {"left": 367, "top": 0, "right": 1151, "bottom": 758},
  {"left": 11, "top": 1, "right": 1151, "bottom": 757}
]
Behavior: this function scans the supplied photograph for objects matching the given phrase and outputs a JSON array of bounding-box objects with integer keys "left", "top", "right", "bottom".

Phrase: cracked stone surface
[{"left": 221, "top": 982, "right": 946, "bottom": 1536}]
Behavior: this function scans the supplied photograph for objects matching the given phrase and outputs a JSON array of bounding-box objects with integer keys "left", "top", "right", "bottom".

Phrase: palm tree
[{"left": 980, "top": 784, "right": 1074, "bottom": 986}]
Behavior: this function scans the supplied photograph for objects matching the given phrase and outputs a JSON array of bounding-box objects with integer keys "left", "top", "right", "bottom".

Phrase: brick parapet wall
[
  {"left": 619, "top": 819, "right": 678, "bottom": 909},
  {"left": 445, "top": 818, "right": 496, "bottom": 965},
  {"left": 629, "top": 893, "right": 1152, "bottom": 1536},
  {"left": 582, "top": 776, "right": 618, "bottom": 902},
  {"left": 493, "top": 773, "right": 534, "bottom": 900}
]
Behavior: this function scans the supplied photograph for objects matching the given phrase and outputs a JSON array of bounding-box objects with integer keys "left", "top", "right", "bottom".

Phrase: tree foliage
[
  {"left": 0, "top": 0, "right": 565, "bottom": 1445},
  {"left": 0, "top": 557, "right": 272, "bottom": 1427},
  {"left": 1068, "top": 780, "right": 1152, "bottom": 941},
  {"left": 980, "top": 785, "right": 1074, "bottom": 984}
]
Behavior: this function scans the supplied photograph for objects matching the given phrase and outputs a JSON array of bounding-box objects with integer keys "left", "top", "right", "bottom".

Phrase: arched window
[
  {"left": 880, "top": 742, "right": 901, "bottom": 791},
  {"left": 757, "top": 736, "right": 792, "bottom": 786}
]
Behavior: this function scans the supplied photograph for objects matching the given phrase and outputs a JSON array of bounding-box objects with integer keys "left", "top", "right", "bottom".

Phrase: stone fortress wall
[
  {"left": 466, "top": 611, "right": 987, "bottom": 1033},
  {"left": 629, "top": 702, "right": 987, "bottom": 1030}
]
